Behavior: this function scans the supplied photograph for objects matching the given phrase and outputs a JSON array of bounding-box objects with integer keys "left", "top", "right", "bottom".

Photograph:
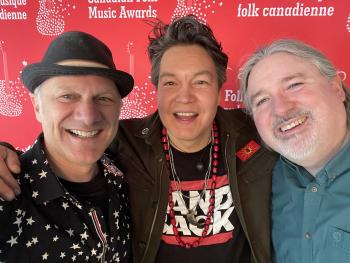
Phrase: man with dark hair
[
  {"left": 239, "top": 39, "right": 350, "bottom": 263},
  {"left": 0, "top": 31, "right": 132, "bottom": 262},
  {"left": 0, "top": 16, "right": 277, "bottom": 263}
]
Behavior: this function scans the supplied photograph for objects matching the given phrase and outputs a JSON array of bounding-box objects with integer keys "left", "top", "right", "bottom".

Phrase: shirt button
[
  {"left": 333, "top": 231, "right": 342, "bottom": 242},
  {"left": 311, "top": 186, "right": 318, "bottom": 193},
  {"left": 305, "top": 232, "right": 312, "bottom": 240}
]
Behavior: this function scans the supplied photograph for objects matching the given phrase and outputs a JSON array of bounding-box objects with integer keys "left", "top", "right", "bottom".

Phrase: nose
[
  {"left": 74, "top": 100, "right": 102, "bottom": 125},
  {"left": 272, "top": 94, "right": 296, "bottom": 117},
  {"left": 175, "top": 84, "right": 195, "bottom": 103}
]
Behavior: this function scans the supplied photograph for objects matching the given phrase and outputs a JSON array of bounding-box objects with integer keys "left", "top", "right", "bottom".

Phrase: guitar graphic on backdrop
[
  {"left": 127, "top": 41, "right": 135, "bottom": 77},
  {"left": 121, "top": 41, "right": 137, "bottom": 119},
  {"left": 172, "top": 0, "right": 223, "bottom": 22},
  {"left": 0, "top": 41, "right": 22, "bottom": 117},
  {"left": 36, "top": 0, "right": 76, "bottom": 36},
  {"left": 172, "top": 0, "right": 199, "bottom": 21},
  {"left": 120, "top": 41, "right": 155, "bottom": 119}
]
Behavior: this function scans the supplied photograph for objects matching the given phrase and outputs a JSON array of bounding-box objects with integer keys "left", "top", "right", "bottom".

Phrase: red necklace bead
[{"left": 161, "top": 122, "right": 219, "bottom": 248}]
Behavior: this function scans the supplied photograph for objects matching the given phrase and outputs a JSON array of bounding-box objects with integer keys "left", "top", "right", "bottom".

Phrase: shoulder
[
  {"left": 216, "top": 107, "right": 257, "bottom": 137},
  {"left": 109, "top": 112, "right": 160, "bottom": 153},
  {"left": 119, "top": 111, "right": 159, "bottom": 133}
]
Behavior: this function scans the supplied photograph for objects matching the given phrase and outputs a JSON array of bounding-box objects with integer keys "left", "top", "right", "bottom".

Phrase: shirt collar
[
  {"left": 22, "top": 134, "right": 124, "bottom": 205},
  {"left": 278, "top": 139, "right": 350, "bottom": 184},
  {"left": 321, "top": 138, "right": 350, "bottom": 181},
  {"left": 21, "top": 133, "right": 66, "bottom": 205}
]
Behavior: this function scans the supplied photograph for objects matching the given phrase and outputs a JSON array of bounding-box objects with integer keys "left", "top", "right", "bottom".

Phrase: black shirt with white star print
[{"left": 0, "top": 134, "right": 131, "bottom": 263}]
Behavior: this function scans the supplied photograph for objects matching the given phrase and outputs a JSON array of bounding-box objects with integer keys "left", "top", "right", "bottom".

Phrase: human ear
[{"left": 29, "top": 93, "right": 43, "bottom": 123}]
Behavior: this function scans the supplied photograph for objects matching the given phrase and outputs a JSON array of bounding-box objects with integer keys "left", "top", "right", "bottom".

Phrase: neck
[
  {"left": 167, "top": 130, "right": 212, "bottom": 153},
  {"left": 45, "top": 150, "right": 98, "bottom": 182},
  {"left": 50, "top": 160, "right": 98, "bottom": 182}
]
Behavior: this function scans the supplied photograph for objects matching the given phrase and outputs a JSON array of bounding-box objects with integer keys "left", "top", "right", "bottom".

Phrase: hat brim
[{"left": 21, "top": 64, "right": 134, "bottom": 98}]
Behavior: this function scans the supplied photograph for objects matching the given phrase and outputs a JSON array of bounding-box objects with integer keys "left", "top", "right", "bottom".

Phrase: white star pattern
[
  {"left": 26, "top": 217, "right": 35, "bottom": 225},
  {"left": 42, "top": 252, "right": 49, "bottom": 260},
  {"left": 66, "top": 228, "right": 74, "bottom": 237},
  {"left": 70, "top": 243, "right": 81, "bottom": 250},
  {"left": 6, "top": 236, "right": 18, "bottom": 247},
  {"left": 38, "top": 170, "right": 47, "bottom": 179},
  {"left": 62, "top": 202, "right": 69, "bottom": 210},
  {"left": 0, "top": 142, "right": 131, "bottom": 262},
  {"left": 15, "top": 209, "right": 23, "bottom": 216},
  {"left": 113, "top": 211, "right": 119, "bottom": 218},
  {"left": 32, "top": 237, "right": 39, "bottom": 244},
  {"left": 80, "top": 231, "right": 89, "bottom": 240},
  {"left": 17, "top": 226, "right": 22, "bottom": 236},
  {"left": 32, "top": 191, "right": 39, "bottom": 198},
  {"left": 13, "top": 217, "right": 22, "bottom": 226}
]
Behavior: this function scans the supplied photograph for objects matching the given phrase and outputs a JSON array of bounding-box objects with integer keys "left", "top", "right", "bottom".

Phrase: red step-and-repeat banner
[{"left": 0, "top": 0, "right": 349, "bottom": 150}]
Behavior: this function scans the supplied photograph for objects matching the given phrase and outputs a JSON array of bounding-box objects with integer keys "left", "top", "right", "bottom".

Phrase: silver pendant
[
  {"left": 186, "top": 209, "right": 205, "bottom": 228},
  {"left": 196, "top": 161, "right": 204, "bottom": 171}
]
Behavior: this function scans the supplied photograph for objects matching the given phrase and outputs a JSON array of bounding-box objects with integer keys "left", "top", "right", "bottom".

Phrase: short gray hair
[{"left": 238, "top": 39, "right": 350, "bottom": 126}]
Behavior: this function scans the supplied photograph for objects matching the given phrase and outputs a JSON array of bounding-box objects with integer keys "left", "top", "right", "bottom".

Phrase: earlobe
[{"left": 331, "top": 76, "right": 345, "bottom": 101}]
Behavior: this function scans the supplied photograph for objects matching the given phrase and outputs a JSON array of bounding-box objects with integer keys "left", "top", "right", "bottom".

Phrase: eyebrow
[
  {"left": 249, "top": 90, "right": 265, "bottom": 106},
  {"left": 159, "top": 70, "right": 214, "bottom": 80},
  {"left": 248, "top": 72, "right": 306, "bottom": 106},
  {"left": 281, "top": 72, "right": 305, "bottom": 83}
]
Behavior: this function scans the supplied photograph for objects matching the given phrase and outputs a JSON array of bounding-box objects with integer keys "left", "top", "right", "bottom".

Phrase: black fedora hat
[{"left": 21, "top": 31, "right": 134, "bottom": 98}]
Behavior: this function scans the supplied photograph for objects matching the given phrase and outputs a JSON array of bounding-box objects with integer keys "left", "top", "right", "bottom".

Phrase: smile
[
  {"left": 174, "top": 112, "right": 198, "bottom": 117},
  {"left": 68, "top": 129, "right": 100, "bottom": 138},
  {"left": 279, "top": 116, "right": 307, "bottom": 132}
]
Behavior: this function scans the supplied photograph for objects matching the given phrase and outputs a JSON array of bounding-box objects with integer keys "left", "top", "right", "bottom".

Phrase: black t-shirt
[
  {"left": 156, "top": 144, "right": 250, "bottom": 263},
  {"left": 59, "top": 169, "right": 109, "bottom": 220}
]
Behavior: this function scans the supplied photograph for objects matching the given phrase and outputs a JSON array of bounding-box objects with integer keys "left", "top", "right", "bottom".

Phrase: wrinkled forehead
[
  {"left": 248, "top": 53, "right": 316, "bottom": 87},
  {"left": 38, "top": 75, "right": 120, "bottom": 98}
]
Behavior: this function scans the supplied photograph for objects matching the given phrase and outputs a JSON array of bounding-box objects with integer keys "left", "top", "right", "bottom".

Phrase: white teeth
[
  {"left": 175, "top": 112, "right": 196, "bottom": 117},
  {"left": 280, "top": 117, "right": 306, "bottom": 132},
  {"left": 70, "top": 129, "right": 99, "bottom": 138}
]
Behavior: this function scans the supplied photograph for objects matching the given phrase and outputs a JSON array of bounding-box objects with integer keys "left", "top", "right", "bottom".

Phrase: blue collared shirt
[{"left": 272, "top": 140, "right": 350, "bottom": 263}]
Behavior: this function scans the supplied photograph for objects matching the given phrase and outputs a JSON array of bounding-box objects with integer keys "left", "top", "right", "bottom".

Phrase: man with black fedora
[{"left": 0, "top": 31, "right": 133, "bottom": 262}]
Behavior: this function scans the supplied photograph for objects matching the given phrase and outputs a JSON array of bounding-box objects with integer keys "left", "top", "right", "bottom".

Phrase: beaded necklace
[{"left": 161, "top": 122, "right": 219, "bottom": 248}]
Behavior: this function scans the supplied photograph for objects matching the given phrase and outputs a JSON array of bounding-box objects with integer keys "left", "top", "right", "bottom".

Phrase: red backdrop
[{"left": 0, "top": 0, "right": 349, "bottom": 150}]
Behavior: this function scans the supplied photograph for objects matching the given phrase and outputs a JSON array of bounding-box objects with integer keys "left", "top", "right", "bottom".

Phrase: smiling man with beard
[{"left": 239, "top": 39, "right": 350, "bottom": 263}]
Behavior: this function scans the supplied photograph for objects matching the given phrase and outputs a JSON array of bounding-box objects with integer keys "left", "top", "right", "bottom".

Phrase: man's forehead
[
  {"left": 159, "top": 70, "right": 214, "bottom": 79},
  {"left": 40, "top": 75, "right": 118, "bottom": 93},
  {"left": 57, "top": 59, "right": 109, "bottom": 69}
]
